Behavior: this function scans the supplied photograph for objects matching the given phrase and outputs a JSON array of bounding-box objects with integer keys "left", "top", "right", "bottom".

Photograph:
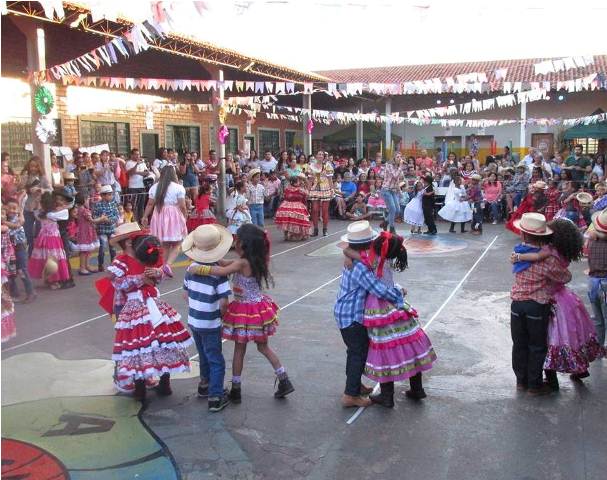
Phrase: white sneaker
[{"left": 492, "top": 221, "right": 497, "bottom": 225}]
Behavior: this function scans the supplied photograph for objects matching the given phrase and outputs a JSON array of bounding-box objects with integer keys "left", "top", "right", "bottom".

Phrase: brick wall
[{"left": 55, "top": 85, "right": 302, "bottom": 155}]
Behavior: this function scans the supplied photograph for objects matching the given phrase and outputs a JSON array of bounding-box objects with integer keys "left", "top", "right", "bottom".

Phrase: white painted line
[
  {"left": 345, "top": 234, "right": 499, "bottom": 425},
  {"left": 280, "top": 275, "right": 342, "bottom": 310},
  {"left": 269, "top": 228, "right": 346, "bottom": 258}
]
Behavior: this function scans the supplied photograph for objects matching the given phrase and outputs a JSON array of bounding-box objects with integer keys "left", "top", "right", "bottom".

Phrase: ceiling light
[
  {"left": 449, "top": 99, "right": 454, "bottom": 104},
  {"left": 558, "top": 95, "right": 564, "bottom": 101},
  {"left": 436, "top": 99, "right": 441, "bottom": 105}
]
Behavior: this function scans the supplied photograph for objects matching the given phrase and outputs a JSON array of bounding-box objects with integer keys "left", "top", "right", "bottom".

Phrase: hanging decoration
[
  {"left": 534, "top": 56, "right": 595, "bottom": 75},
  {"left": 218, "top": 125, "right": 229, "bottom": 145},
  {"left": 35, "top": 117, "right": 57, "bottom": 144},
  {"left": 306, "top": 119, "right": 314, "bottom": 134},
  {"left": 218, "top": 106, "right": 227, "bottom": 124},
  {"left": 34, "top": 85, "right": 54, "bottom": 115}
]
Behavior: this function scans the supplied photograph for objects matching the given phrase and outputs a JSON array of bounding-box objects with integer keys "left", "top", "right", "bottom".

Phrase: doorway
[
  {"left": 532, "top": 133, "right": 554, "bottom": 158},
  {"left": 141, "top": 132, "right": 159, "bottom": 162}
]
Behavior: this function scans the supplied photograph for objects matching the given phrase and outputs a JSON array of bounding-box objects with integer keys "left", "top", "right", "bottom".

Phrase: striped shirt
[{"left": 183, "top": 263, "right": 231, "bottom": 329}]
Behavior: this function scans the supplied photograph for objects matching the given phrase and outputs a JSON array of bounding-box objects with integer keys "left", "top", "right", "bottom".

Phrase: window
[
  {"left": 571, "top": 138, "right": 599, "bottom": 155},
  {"left": 1, "top": 119, "right": 62, "bottom": 172},
  {"left": 228, "top": 127, "right": 239, "bottom": 154},
  {"left": 80, "top": 120, "right": 130, "bottom": 155},
  {"left": 165, "top": 125, "right": 200, "bottom": 155},
  {"left": 258, "top": 129, "right": 280, "bottom": 155},
  {"left": 285, "top": 130, "right": 297, "bottom": 150}
]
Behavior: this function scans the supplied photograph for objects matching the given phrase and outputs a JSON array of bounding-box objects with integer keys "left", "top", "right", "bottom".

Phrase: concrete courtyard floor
[{"left": 2, "top": 221, "right": 606, "bottom": 480}]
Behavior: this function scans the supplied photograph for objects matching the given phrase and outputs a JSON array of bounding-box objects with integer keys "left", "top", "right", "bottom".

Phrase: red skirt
[
  {"left": 274, "top": 200, "right": 311, "bottom": 236},
  {"left": 186, "top": 209, "right": 217, "bottom": 232},
  {"left": 222, "top": 297, "right": 279, "bottom": 343}
]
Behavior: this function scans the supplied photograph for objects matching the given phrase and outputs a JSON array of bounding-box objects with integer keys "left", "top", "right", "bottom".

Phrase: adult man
[
  {"left": 125, "top": 148, "right": 148, "bottom": 221},
  {"left": 334, "top": 221, "right": 404, "bottom": 408},
  {"left": 259, "top": 150, "right": 278, "bottom": 174},
  {"left": 528, "top": 151, "right": 552, "bottom": 179},
  {"left": 507, "top": 163, "right": 530, "bottom": 208},
  {"left": 247, "top": 168, "right": 265, "bottom": 227},
  {"left": 263, "top": 170, "right": 282, "bottom": 218},
  {"left": 510, "top": 213, "right": 571, "bottom": 395},
  {"left": 564, "top": 144, "right": 591, "bottom": 185},
  {"left": 334, "top": 171, "right": 357, "bottom": 218},
  {"left": 587, "top": 210, "right": 607, "bottom": 348},
  {"left": 94, "top": 150, "right": 116, "bottom": 187},
  {"left": 523, "top": 147, "right": 536, "bottom": 166},
  {"left": 415, "top": 149, "right": 434, "bottom": 171}
]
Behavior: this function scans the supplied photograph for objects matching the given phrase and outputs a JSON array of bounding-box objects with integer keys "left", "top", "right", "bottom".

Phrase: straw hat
[
  {"left": 44, "top": 257, "right": 58, "bottom": 277},
  {"left": 592, "top": 210, "right": 607, "bottom": 234},
  {"left": 470, "top": 174, "right": 482, "bottom": 181},
  {"left": 63, "top": 172, "right": 75, "bottom": 180},
  {"left": 248, "top": 168, "right": 261, "bottom": 179},
  {"left": 513, "top": 212, "right": 553, "bottom": 236},
  {"left": 340, "top": 220, "right": 379, "bottom": 244},
  {"left": 576, "top": 192, "right": 594, "bottom": 207},
  {"left": 532, "top": 180, "right": 548, "bottom": 190},
  {"left": 109, "top": 222, "right": 143, "bottom": 246},
  {"left": 516, "top": 161, "right": 527, "bottom": 169},
  {"left": 99, "top": 185, "right": 113, "bottom": 194},
  {"left": 181, "top": 224, "right": 233, "bottom": 264}
]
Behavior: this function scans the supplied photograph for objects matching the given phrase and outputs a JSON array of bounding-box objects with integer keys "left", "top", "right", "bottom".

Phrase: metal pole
[
  {"left": 385, "top": 97, "right": 392, "bottom": 158},
  {"left": 26, "top": 26, "right": 51, "bottom": 183},
  {"left": 217, "top": 69, "right": 227, "bottom": 223},
  {"left": 519, "top": 99, "right": 527, "bottom": 155},
  {"left": 356, "top": 102, "right": 363, "bottom": 160},
  {"left": 303, "top": 93, "right": 312, "bottom": 156}
]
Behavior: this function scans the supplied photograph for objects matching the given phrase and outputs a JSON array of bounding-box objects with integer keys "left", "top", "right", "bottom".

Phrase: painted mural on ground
[
  {"left": 306, "top": 233, "right": 469, "bottom": 257},
  {"left": 1, "top": 352, "right": 201, "bottom": 479}
]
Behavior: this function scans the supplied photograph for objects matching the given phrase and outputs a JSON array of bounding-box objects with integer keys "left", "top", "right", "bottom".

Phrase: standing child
[
  {"left": 226, "top": 181, "right": 252, "bottom": 235},
  {"left": 123, "top": 202, "right": 134, "bottom": 223},
  {"left": 108, "top": 232, "right": 192, "bottom": 402},
  {"left": 421, "top": 174, "right": 437, "bottom": 235},
  {"left": 187, "top": 224, "right": 294, "bottom": 402},
  {"left": 182, "top": 225, "right": 233, "bottom": 412},
  {"left": 404, "top": 181, "right": 425, "bottom": 234},
  {"left": 274, "top": 174, "right": 311, "bottom": 241},
  {"left": 468, "top": 174, "right": 483, "bottom": 235},
  {"left": 187, "top": 183, "right": 217, "bottom": 232},
  {"left": 398, "top": 182, "right": 409, "bottom": 221},
  {"left": 438, "top": 174, "right": 472, "bottom": 233},
  {"left": 73, "top": 193, "right": 100, "bottom": 275},
  {"left": 3, "top": 200, "right": 35, "bottom": 303},
  {"left": 92, "top": 185, "right": 120, "bottom": 272},
  {"left": 1, "top": 211, "right": 16, "bottom": 342},
  {"left": 343, "top": 231, "right": 436, "bottom": 407},
  {"left": 28, "top": 192, "right": 71, "bottom": 289},
  {"left": 512, "top": 218, "right": 605, "bottom": 389}
]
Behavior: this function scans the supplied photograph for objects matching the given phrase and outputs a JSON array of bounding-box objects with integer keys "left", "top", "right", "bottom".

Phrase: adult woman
[
  {"left": 142, "top": 166, "right": 187, "bottom": 265},
  {"left": 381, "top": 153, "right": 406, "bottom": 233},
  {"left": 77, "top": 154, "right": 96, "bottom": 198},
  {"left": 277, "top": 151, "right": 289, "bottom": 174},
  {"left": 180, "top": 152, "right": 200, "bottom": 200},
  {"left": 20, "top": 157, "right": 50, "bottom": 256},
  {"left": 444, "top": 152, "right": 459, "bottom": 171},
  {"left": 247, "top": 150, "right": 259, "bottom": 169},
  {"left": 49, "top": 153, "right": 64, "bottom": 189},
  {"left": 308, "top": 151, "right": 334, "bottom": 237},
  {"left": 358, "top": 158, "right": 370, "bottom": 177},
  {"left": 285, "top": 157, "right": 301, "bottom": 178},
  {"left": 483, "top": 172, "right": 503, "bottom": 224},
  {"left": 591, "top": 153, "right": 605, "bottom": 179},
  {"left": 297, "top": 153, "right": 308, "bottom": 173}
]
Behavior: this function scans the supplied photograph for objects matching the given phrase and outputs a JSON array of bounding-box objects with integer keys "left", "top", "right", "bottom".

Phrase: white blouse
[{"left": 149, "top": 181, "right": 185, "bottom": 206}]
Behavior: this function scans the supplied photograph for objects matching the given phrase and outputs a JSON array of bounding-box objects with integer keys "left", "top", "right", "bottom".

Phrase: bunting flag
[{"left": 534, "top": 56, "right": 595, "bottom": 75}]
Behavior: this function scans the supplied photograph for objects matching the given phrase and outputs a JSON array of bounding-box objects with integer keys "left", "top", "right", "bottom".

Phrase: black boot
[
  {"left": 460, "top": 222, "right": 467, "bottom": 233},
  {"left": 449, "top": 222, "right": 456, "bottom": 233},
  {"left": 134, "top": 379, "right": 146, "bottom": 402},
  {"left": 370, "top": 382, "right": 394, "bottom": 408},
  {"left": 155, "top": 373, "right": 172, "bottom": 396},
  {"left": 544, "top": 369, "right": 559, "bottom": 391},
  {"left": 229, "top": 382, "right": 242, "bottom": 404},
  {"left": 322, "top": 227, "right": 328, "bottom": 237},
  {"left": 274, "top": 375, "right": 295, "bottom": 398},
  {"left": 389, "top": 226, "right": 396, "bottom": 234},
  {"left": 405, "top": 373, "right": 426, "bottom": 400},
  {"left": 311, "top": 227, "right": 319, "bottom": 237}
]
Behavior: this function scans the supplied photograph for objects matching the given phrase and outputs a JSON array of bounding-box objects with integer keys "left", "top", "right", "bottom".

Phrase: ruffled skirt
[
  {"left": 438, "top": 201, "right": 472, "bottom": 223},
  {"left": 112, "top": 296, "right": 192, "bottom": 382},
  {"left": 544, "top": 287, "right": 605, "bottom": 373},
  {"left": 1, "top": 285, "right": 16, "bottom": 343},
  {"left": 404, "top": 199, "right": 425, "bottom": 227},
  {"left": 186, "top": 209, "right": 217, "bottom": 232},
  {"left": 363, "top": 295, "right": 436, "bottom": 382},
  {"left": 274, "top": 200, "right": 311, "bottom": 236},
  {"left": 222, "top": 297, "right": 279, "bottom": 343},
  {"left": 150, "top": 205, "right": 187, "bottom": 242},
  {"left": 28, "top": 223, "right": 71, "bottom": 282}
]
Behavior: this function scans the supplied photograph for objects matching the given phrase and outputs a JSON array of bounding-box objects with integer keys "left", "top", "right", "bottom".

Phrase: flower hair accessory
[{"left": 369, "top": 231, "right": 393, "bottom": 278}]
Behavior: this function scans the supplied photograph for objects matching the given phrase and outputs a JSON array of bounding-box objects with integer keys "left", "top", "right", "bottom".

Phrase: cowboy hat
[
  {"left": 248, "top": 168, "right": 261, "bottom": 179},
  {"left": 576, "top": 192, "right": 593, "bottom": 207},
  {"left": 109, "top": 222, "right": 143, "bottom": 246},
  {"left": 181, "top": 224, "right": 233, "bottom": 264},
  {"left": 340, "top": 220, "right": 379, "bottom": 244},
  {"left": 99, "top": 185, "right": 113, "bottom": 194},
  {"left": 63, "top": 172, "right": 76, "bottom": 180},
  {"left": 513, "top": 212, "right": 553, "bottom": 236},
  {"left": 592, "top": 209, "right": 607, "bottom": 234},
  {"left": 532, "top": 180, "right": 548, "bottom": 190},
  {"left": 43, "top": 257, "right": 58, "bottom": 277},
  {"left": 470, "top": 174, "right": 482, "bottom": 181}
]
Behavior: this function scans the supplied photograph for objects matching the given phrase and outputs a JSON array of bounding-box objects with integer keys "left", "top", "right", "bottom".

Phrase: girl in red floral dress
[
  {"left": 274, "top": 175, "right": 311, "bottom": 241},
  {"left": 186, "top": 183, "right": 216, "bottom": 232}
]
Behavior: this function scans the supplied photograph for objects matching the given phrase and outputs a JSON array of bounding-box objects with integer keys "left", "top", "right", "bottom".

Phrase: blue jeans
[
  {"left": 98, "top": 234, "right": 116, "bottom": 269},
  {"left": 9, "top": 244, "right": 33, "bottom": 296},
  {"left": 589, "top": 278, "right": 607, "bottom": 347},
  {"left": 380, "top": 189, "right": 400, "bottom": 228},
  {"left": 23, "top": 210, "right": 38, "bottom": 257},
  {"left": 472, "top": 202, "right": 483, "bottom": 230},
  {"left": 190, "top": 326, "right": 225, "bottom": 397},
  {"left": 513, "top": 191, "right": 524, "bottom": 208},
  {"left": 250, "top": 204, "right": 264, "bottom": 227},
  {"left": 489, "top": 201, "right": 501, "bottom": 222}
]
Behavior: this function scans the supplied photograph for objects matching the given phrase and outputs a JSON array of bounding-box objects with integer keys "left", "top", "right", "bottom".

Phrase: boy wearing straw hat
[
  {"left": 247, "top": 169, "right": 265, "bottom": 227},
  {"left": 587, "top": 210, "right": 607, "bottom": 348},
  {"left": 182, "top": 225, "right": 233, "bottom": 412}
]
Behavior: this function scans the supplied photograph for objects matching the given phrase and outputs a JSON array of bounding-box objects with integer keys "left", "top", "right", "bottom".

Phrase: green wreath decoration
[{"left": 34, "top": 85, "right": 54, "bottom": 115}]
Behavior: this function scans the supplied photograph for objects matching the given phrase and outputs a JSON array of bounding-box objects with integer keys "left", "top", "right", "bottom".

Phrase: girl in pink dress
[
  {"left": 28, "top": 192, "right": 71, "bottom": 289},
  {"left": 73, "top": 193, "right": 100, "bottom": 275},
  {"left": 514, "top": 219, "right": 606, "bottom": 389}
]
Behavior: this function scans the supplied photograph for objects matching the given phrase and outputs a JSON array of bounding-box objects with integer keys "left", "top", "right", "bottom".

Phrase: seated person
[
  {"left": 334, "top": 172, "right": 358, "bottom": 218},
  {"left": 346, "top": 193, "right": 372, "bottom": 220}
]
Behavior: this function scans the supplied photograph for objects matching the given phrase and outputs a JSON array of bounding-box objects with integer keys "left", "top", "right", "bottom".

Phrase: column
[
  {"left": 25, "top": 26, "right": 51, "bottom": 182},
  {"left": 356, "top": 102, "right": 363, "bottom": 160},
  {"left": 519, "top": 99, "right": 527, "bottom": 154},
  {"left": 210, "top": 68, "right": 227, "bottom": 222},
  {"left": 385, "top": 97, "right": 392, "bottom": 158},
  {"left": 303, "top": 93, "right": 312, "bottom": 156}
]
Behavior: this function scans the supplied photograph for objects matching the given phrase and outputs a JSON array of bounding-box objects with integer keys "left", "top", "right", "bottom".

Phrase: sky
[{"left": 172, "top": 0, "right": 607, "bottom": 72}]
